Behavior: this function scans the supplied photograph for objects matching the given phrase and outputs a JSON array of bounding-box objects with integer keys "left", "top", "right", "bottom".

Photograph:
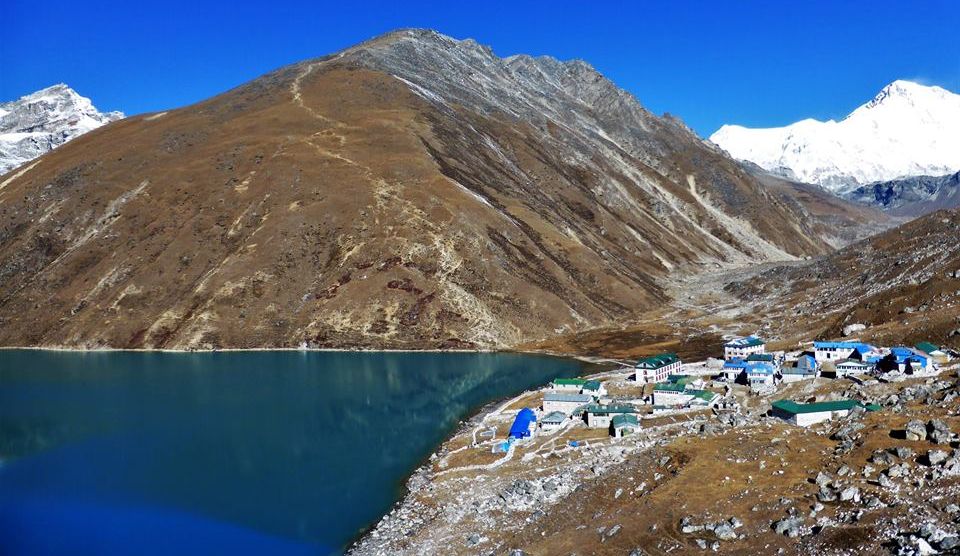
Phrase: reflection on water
[{"left": 0, "top": 350, "right": 582, "bottom": 554}]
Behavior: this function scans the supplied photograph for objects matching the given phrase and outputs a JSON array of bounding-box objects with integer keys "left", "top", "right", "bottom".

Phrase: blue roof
[
  {"left": 814, "top": 341, "right": 875, "bottom": 352},
  {"left": 723, "top": 359, "right": 749, "bottom": 369},
  {"left": 745, "top": 362, "right": 775, "bottom": 375},
  {"left": 509, "top": 408, "right": 537, "bottom": 439},
  {"left": 891, "top": 346, "right": 928, "bottom": 365}
]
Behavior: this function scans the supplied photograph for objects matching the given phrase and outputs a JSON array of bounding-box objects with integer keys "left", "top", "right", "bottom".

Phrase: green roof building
[
  {"left": 611, "top": 413, "right": 640, "bottom": 437},
  {"left": 634, "top": 353, "right": 682, "bottom": 384},
  {"left": 771, "top": 399, "right": 877, "bottom": 427}
]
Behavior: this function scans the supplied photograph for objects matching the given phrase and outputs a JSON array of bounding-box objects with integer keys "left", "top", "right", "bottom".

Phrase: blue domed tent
[{"left": 509, "top": 408, "right": 536, "bottom": 439}]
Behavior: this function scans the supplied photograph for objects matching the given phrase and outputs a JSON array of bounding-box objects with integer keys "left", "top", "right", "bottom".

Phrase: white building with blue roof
[{"left": 813, "top": 341, "right": 876, "bottom": 364}]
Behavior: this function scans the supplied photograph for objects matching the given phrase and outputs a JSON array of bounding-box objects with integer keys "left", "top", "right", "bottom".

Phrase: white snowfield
[
  {"left": 710, "top": 80, "right": 960, "bottom": 191},
  {"left": 0, "top": 84, "right": 124, "bottom": 175}
]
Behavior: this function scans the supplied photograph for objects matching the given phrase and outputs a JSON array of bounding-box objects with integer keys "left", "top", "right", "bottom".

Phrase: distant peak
[{"left": 864, "top": 79, "right": 953, "bottom": 109}]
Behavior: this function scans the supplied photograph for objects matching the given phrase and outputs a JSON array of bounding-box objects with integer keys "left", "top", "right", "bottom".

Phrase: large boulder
[{"left": 905, "top": 420, "right": 927, "bottom": 441}]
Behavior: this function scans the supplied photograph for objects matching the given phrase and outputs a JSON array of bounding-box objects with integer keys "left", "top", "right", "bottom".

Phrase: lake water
[{"left": 0, "top": 350, "right": 584, "bottom": 555}]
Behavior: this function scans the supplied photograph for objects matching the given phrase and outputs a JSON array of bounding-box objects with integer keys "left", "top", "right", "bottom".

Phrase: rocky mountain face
[
  {"left": 0, "top": 84, "right": 123, "bottom": 174},
  {"left": 710, "top": 80, "right": 960, "bottom": 191},
  {"left": 0, "top": 30, "right": 883, "bottom": 350},
  {"left": 846, "top": 171, "right": 960, "bottom": 217},
  {"left": 726, "top": 208, "right": 960, "bottom": 349}
]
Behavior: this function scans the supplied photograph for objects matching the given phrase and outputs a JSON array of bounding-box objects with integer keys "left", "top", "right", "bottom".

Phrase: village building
[
  {"left": 780, "top": 354, "right": 817, "bottom": 383},
  {"left": 724, "top": 336, "right": 766, "bottom": 361},
  {"left": 611, "top": 414, "right": 639, "bottom": 437},
  {"left": 890, "top": 346, "right": 932, "bottom": 373},
  {"left": 652, "top": 382, "right": 690, "bottom": 406},
  {"left": 813, "top": 341, "right": 876, "bottom": 363},
  {"left": 687, "top": 389, "right": 720, "bottom": 407},
  {"left": 834, "top": 358, "right": 874, "bottom": 376},
  {"left": 582, "top": 404, "right": 638, "bottom": 428},
  {"left": 581, "top": 379, "right": 607, "bottom": 397},
  {"left": 745, "top": 362, "right": 776, "bottom": 390},
  {"left": 746, "top": 353, "right": 777, "bottom": 366},
  {"left": 542, "top": 392, "right": 593, "bottom": 415},
  {"left": 652, "top": 382, "right": 718, "bottom": 407},
  {"left": 634, "top": 353, "right": 682, "bottom": 383},
  {"left": 539, "top": 411, "right": 568, "bottom": 431},
  {"left": 551, "top": 378, "right": 588, "bottom": 392},
  {"left": 916, "top": 342, "right": 951, "bottom": 365},
  {"left": 771, "top": 399, "right": 877, "bottom": 427},
  {"left": 508, "top": 408, "right": 537, "bottom": 439},
  {"left": 722, "top": 359, "right": 749, "bottom": 382}
]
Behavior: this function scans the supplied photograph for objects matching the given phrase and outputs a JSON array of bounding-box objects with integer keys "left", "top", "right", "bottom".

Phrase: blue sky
[{"left": 3, "top": 0, "right": 958, "bottom": 137}]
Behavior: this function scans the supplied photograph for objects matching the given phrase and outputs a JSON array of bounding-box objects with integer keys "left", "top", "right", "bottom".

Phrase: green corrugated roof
[
  {"left": 654, "top": 382, "right": 687, "bottom": 392},
  {"left": 915, "top": 342, "right": 940, "bottom": 354},
  {"left": 553, "top": 378, "right": 587, "bottom": 386},
  {"left": 691, "top": 390, "right": 717, "bottom": 402},
  {"left": 582, "top": 380, "right": 603, "bottom": 391},
  {"left": 636, "top": 353, "right": 680, "bottom": 369},
  {"left": 611, "top": 414, "right": 639, "bottom": 427},
  {"left": 772, "top": 399, "right": 860, "bottom": 415}
]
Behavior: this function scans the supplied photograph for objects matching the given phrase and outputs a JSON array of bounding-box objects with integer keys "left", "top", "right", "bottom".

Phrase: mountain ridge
[
  {"left": 0, "top": 84, "right": 123, "bottom": 174},
  {"left": 709, "top": 80, "right": 960, "bottom": 190},
  {"left": 0, "top": 29, "right": 885, "bottom": 350}
]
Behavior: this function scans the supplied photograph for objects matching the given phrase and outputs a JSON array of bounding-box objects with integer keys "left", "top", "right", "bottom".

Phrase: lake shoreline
[
  {"left": 1, "top": 348, "right": 596, "bottom": 553},
  {"left": 0, "top": 345, "right": 621, "bottom": 367},
  {"left": 346, "top": 358, "right": 618, "bottom": 553}
]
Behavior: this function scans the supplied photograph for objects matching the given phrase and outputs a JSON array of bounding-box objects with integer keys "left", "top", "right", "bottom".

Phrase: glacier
[{"left": 709, "top": 80, "right": 960, "bottom": 191}]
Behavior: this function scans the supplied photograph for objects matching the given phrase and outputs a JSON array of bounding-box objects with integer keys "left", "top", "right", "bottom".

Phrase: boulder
[
  {"left": 928, "top": 450, "right": 950, "bottom": 466},
  {"left": 905, "top": 420, "right": 927, "bottom": 441},
  {"left": 680, "top": 516, "right": 704, "bottom": 534},
  {"left": 772, "top": 517, "right": 804, "bottom": 537},
  {"left": 843, "top": 323, "right": 866, "bottom": 336},
  {"left": 713, "top": 523, "right": 737, "bottom": 541},
  {"left": 891, "top": 446, "right": 914, "bottom": 459},
  {"left": 839, "top": 486, "right": 861, "bottom": 502},
  {"left": 927, "top": 420, "right": 953, "bottom": 444}
]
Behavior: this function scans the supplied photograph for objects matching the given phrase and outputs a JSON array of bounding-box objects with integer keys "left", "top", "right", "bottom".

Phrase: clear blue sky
[{"left": 3, "top": 0, "right": 959, "bottom": 137}]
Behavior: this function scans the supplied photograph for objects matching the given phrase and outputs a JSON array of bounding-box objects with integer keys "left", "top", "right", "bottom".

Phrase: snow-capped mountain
[
  {"left": 709, "top": 80, "right": 960, "bottom": 191},
  {"left": 0, "top": 84, "right": 123, "bottom": 175}
]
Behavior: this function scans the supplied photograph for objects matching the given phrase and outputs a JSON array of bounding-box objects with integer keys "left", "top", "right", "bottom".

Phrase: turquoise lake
[{"left": 0, "top": 350, "right": 584, "bottom": 555}]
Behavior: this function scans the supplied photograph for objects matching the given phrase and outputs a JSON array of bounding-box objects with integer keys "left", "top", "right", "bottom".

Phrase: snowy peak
[
  {"left": 0, "top": 84, "right": 123, "bottom": 174},
  {"left": 710, "top": 80, "right": 960, "bottom": 190}
]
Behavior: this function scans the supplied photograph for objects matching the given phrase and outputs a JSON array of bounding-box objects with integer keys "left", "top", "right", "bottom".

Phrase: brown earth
[
  {"left": 0, "top": 29, "right": 887, "bottom": 350},
  {"left": 353, "top": 370, "right": 960, "bottom": 555},
  {"left": 724, "top": 208, "right": 960, "bottom": 350}
]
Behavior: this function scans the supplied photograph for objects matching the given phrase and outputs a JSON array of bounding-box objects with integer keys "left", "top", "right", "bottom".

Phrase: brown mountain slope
[
  {"left": 0, "top": 30, "right": 884, "bottom": 350},
  {"left": 726, "top": 208, "right": 960, "bottom": 348}
]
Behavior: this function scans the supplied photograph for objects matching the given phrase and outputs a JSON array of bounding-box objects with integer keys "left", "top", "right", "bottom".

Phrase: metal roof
[
  {"left": 635, "top": 353, "right": 680, "bottom": 369},
  {"left": 611, "top": 414, "right": 639, "bottom": 427},
  {"left": 915, "top": 342, "right": 941, "bottom": 354},
  {"left": 541, "top": 411, "right": 567, "bottom": 424},
  {"left": 582, "top": 380, "right": 603, "bottom": 391},
  {"left": 544, "top": 392, "right": 593, "bottom": 403},
  {"left": 771, "top": 399, "right": 865, "bottom": 415},
  {"left": 724, "top": 336, "right": 764, "bottom": 348}
]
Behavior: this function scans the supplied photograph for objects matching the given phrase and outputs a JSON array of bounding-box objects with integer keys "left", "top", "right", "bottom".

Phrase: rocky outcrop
[{"left": 0, "top": 84, "right": 123, "bottom": 174}]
